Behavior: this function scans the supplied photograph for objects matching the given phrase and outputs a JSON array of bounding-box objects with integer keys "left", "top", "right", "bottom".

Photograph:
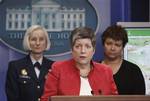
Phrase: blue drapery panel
[{"left": 0, "top": 41, "right": 25, "bottom": 101}]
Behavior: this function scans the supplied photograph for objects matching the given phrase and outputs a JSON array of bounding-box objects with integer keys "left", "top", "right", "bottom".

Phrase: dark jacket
[
  {"left": 5, "top": 55, "right": 54, "bottom": 101},
  {"left": 99, "top": 60, "right": 145, "bottom": 95},
  {"left": 113, "top": 60, "right": 145, "bottom": 95}
]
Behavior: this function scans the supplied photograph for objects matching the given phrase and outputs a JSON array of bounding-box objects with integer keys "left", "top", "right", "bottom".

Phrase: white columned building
[{"left": 6, "top": 0, "right": 85, "bottom": 32}]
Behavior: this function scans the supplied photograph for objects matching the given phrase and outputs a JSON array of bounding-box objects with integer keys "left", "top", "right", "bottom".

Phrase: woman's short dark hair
[
  {"left": 70, "top": 27, "right": 96, "bottom": 49},
  {"left": 101, "top": 25, "right": 128, "bottom": 48}
]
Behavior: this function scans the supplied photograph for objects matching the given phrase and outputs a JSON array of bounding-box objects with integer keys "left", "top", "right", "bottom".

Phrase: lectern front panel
[{"left": 51, "top": 95, "right": 150, "bottom": 101}]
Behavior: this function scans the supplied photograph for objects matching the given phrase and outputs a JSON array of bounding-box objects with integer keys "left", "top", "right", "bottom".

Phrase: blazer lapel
[{"left": 38, "top": 57, "right": 49, "bottom": 81}]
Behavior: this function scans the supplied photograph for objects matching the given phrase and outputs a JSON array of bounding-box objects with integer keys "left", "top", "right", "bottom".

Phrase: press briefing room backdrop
[{"left": 0, "top": 0, "right": 149, "bottom": 101}]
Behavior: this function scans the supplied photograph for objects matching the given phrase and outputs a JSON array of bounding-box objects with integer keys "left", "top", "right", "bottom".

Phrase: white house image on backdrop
[{"left": 6, "top": 0, "right": 85, "bottom": 32}]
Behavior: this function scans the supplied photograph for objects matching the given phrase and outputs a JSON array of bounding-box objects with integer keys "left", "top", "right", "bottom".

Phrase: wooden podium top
[{"left": 51, "top": 95, "right": 150, "bottom": 101}]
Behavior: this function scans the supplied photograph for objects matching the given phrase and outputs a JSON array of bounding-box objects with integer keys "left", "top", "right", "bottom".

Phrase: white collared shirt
[
  {"left": 30, "top": 55, "right": 43, "bottom": 78},
  {"left": 79, "top": 76, "right": 92, "bottom": 96}
]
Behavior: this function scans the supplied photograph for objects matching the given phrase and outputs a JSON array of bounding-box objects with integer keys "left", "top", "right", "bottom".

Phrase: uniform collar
[{"left": 30, "top": 55, "right": 43, "bottom": 65}]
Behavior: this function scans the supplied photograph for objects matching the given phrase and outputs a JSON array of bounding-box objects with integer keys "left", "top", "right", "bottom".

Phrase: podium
[{"left": 51, "top": 95, "right": 150, "bottom": 101}]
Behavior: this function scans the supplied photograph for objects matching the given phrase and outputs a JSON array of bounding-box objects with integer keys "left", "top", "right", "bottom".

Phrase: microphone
[
  {"left": 91, "top": 90, "right": 94, "bottom": 95},
  {"left": 98, "top": 90, "right": 102, "bottom": 95},
  {"left": 91, "top": 89, "right": 102, "bottom": 95}
]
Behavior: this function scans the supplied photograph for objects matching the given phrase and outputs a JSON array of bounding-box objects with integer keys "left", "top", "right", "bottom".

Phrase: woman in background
[
  {"left": 5, "top": 25, "right": 54, "bottom": 101},
  {"left": 101, "top": 25, "right": 145, "bottom": 94}
]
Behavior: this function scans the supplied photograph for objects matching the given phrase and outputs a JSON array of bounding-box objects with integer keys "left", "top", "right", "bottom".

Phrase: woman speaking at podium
[{"left": 41, "top": 27, "right": 118, "bottom": 101}]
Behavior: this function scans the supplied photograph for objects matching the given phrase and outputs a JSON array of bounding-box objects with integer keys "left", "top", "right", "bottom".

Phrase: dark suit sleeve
[{"left": 5, "top": 62, "right": 20, "bottom": 101}]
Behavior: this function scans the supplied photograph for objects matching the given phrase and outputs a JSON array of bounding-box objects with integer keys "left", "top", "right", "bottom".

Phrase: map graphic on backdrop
[
  {"left": 0, "top": 0, "right": 98, "bottom": 56},
  {"left": 124, "top": 28, "right": 150, "bottom": 94}
]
